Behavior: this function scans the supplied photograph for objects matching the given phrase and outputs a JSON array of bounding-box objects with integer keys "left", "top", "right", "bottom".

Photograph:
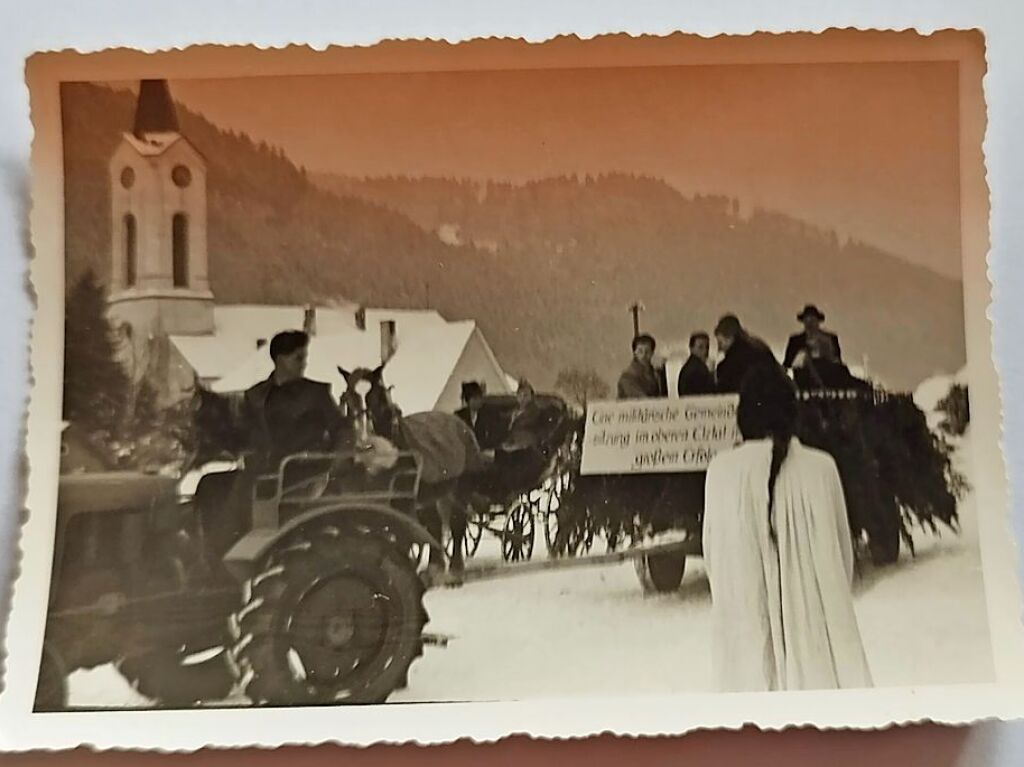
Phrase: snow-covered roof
[
  {"left": 211, "top": 320, "right": 480, "bottom": 414},
  {"left": 170, "top": 303, "right": 447, "bottom": 381},
  {"left": 169, "top": 336, "right": 251, "bottom": 382}
]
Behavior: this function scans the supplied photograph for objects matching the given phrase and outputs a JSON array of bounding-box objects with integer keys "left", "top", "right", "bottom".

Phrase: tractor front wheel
[
  {"left": 117, "top": 646, "right": 237, "bottom": 707},
  {"left": 233, "top": 526, "right": 428, "bottom": 705}
]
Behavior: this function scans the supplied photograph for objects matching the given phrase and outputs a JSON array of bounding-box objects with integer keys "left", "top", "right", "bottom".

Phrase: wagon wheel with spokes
[
  {"left": 604, "top": 517, "right": 642, "bottom": 552},
  {"left": 540, "top": 470, "right": 592, "bottom": 557},
  {"left": 501, "top": 497, "right": 536, "bottom": 562},
  {"left": 444, "top": 512, "right": 484, "bottom": 561}
]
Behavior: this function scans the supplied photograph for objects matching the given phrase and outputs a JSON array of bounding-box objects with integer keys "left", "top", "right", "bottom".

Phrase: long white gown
[{"left": 703, "top": 437, "right": 873, "bottom": 692}]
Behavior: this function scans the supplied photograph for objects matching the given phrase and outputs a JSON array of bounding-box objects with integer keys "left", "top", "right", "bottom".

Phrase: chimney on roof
[
  {"left": 133, "top": 80, "right": 180, "bottom": 138},
  {"left": 303, "top": 305, "right": 317, "bottom": 336},
  {"left": 355, "top": 305, "right": 366, "bottom": 331},
  {"left": 380, "top": 320, "right": 397, "bottom": 364}
]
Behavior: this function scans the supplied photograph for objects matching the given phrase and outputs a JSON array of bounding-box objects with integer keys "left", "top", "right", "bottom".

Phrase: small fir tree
[
  {"left": 63, "top": 271, "right": 192, "bottom": 472},
  {"left": 63, "top": 269, "right": 132, "bottom": 449}
]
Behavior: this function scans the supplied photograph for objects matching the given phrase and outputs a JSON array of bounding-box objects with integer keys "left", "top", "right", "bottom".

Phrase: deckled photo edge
[{"left": 3, "top": 28, "right": 1023, "bottom": 751}]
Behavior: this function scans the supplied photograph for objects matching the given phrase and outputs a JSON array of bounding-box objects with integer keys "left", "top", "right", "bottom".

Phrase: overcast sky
[{"left": 161, "top": 60, "right": 961, "bottom": 279}]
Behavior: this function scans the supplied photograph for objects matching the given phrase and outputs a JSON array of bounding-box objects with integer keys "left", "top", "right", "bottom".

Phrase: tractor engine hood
[{"left": 57, "top": 471, "right": 181, "bottom": 514}]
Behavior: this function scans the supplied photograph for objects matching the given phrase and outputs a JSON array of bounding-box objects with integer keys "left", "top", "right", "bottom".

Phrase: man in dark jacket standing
[
  {"left": 617, "top": 333, "right": 667, "bottom": 399},
  {"left": 713, "top": 314, "right": 779, "bottom": 393},
  {"left": 677, "top": 331, "right": 716, "bottom": 396}
]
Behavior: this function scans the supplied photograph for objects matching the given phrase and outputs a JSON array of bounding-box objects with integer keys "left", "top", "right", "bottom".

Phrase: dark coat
[
  {"left": 783, "top": 330, "right": 842, "bottom": 369},
  {"left": 455, "top": 403, "right": 508, "bottom": 451},
  {"left": 677, "top": 355, "right": 716, "bottom": 396},
  {"left": 792, "top": 358, "right": 869, "bottom": 391},
  {"left": 715, "top": 335, "right": 779, "bottom": 394},
  {"left": 242, "top": 376, "right": 349, "bottom": 472},
  {"left": 617, "top": 359, "right": 667, "bottom": 400}
]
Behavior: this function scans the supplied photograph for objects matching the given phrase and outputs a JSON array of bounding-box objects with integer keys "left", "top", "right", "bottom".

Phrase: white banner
[{"left": 580, "top": 394, "right": 741, "bottom": 475}]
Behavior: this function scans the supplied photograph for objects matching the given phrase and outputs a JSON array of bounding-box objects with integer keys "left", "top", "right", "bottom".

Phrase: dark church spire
[{"left": 132, "top": 79, "right": 179, "bottom": 137}]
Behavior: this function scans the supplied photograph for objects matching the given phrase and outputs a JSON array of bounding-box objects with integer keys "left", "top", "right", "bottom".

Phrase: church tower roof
[{"left": 132, "top": 79, "right": 179, "bottom": 137}]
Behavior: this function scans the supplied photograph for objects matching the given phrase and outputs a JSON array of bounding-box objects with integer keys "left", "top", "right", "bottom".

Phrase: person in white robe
[{"left": 703, "top": 363, "right": 873, "bottom": 692}]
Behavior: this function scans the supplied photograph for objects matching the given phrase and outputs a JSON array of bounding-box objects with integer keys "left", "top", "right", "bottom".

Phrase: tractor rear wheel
[{"left": 233, "top": 525, "right": 428, "bottom": 705}]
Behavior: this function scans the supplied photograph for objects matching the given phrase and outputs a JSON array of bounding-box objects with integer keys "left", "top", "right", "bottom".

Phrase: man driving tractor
[
  {"left": 240, "top": 330, "right": 350, "bottom": 474},
  {"left": 197, "top": 330, "right": 352, "bottom": 556}
]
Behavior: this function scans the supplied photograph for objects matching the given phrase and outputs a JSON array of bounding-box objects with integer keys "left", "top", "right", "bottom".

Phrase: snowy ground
[{"left": 390, "top": 477, "right": 992, "bottom": 701}]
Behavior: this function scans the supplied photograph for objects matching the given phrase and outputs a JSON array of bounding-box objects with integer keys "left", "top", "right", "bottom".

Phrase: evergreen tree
[
  {"left": 63, "top": 270, "right": 193, "bottom": 471},
  {"left": 63, "top": 269, "right": 132, "bottom": 441}
]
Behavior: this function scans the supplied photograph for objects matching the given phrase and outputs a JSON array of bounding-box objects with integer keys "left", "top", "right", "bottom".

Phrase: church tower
[{"left": 107, "top": 79, "right": 214, "bottom": 349}]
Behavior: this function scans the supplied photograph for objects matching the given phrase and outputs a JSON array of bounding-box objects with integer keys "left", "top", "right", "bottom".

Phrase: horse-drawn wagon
[{"left": 448, "top": 392, "right": 580, "bottom": 564}]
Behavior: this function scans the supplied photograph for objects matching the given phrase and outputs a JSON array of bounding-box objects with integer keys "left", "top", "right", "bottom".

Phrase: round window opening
[
  {"left": 172, "top": 165, "right": 192, "bottom": 188},
  {"left": 120, "top": 167, "right": 135, "bottom": 189}
]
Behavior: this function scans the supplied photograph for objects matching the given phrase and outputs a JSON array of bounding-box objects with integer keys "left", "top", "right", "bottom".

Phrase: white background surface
[{"left": 0, "top": 1, "right": 1022, "bottom": 763}]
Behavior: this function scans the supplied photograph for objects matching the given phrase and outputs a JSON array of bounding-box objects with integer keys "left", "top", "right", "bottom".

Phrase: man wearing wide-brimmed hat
[
  {"left": 783, "top": 304, "right": 843, "bottom": 372},
  {"left": 454, "top": 380, "right": 506, "bottom": 451}
]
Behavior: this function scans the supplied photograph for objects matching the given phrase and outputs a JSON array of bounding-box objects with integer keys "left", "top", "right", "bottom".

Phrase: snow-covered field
[{"left": 66, "top": 375, "right": 994, "bottom": 706}]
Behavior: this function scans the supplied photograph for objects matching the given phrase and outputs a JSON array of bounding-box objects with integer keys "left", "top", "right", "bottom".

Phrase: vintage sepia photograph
[{"left": 7, "top": 29, "right": 1020, "bottom": 745}]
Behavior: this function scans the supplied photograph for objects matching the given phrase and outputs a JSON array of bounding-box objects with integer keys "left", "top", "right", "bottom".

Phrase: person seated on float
[
  {"left": 713, "top": 314, "right": 779, "bottom": 394},
  {"left": 677, "top": 331, "right": 716, "bottom": 396},
  {"left": 468, "top": 378, "right": 558, "bottom": 505},
  {"left": 454, "top": 380, "right": 507, "bottom": 451},
  {"left": 617, "top": 333, "right": 668, "bottom": 399}
]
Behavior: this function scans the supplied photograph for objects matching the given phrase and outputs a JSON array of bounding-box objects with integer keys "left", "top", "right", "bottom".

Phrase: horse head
[
  {"left": 338, "top": 364, "right": 401, "bottom": 474},
  {"left": 189, "top": 385, "right": 247, "bottom": 467}
]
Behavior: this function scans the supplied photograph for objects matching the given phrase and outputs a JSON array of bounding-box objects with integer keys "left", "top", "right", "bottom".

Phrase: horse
[
  {"left": 337, "top": 364, "right": 487, "bottom": 576},
  {"left": 187, "top": 384, "right": 249, "bottom": 469}
]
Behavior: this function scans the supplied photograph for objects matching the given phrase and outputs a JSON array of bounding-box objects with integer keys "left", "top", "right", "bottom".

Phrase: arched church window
[
  {"left": 123, "top": 214, "right": 137, "bottom": 287},
  {"left": 120, "top": 167, "right": 135, "bottom": 189},
  {"left": 172, "top": 213, "right": 189, "bottom": 287}
]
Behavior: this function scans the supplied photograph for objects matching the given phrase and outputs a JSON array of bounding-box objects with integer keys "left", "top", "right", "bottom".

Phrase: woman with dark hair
[{"left": 702, "top": 363, "right": 872, "bottom": 692}]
